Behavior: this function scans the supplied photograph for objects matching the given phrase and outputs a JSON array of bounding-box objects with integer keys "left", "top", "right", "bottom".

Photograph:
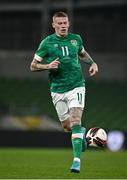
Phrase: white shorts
[{"left": 51, "top": 87, "right": 86, "bottom": 122}]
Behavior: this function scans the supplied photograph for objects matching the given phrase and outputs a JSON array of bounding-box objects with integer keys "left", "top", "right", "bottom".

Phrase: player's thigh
[
  {"left": 51, "top": 92, "right": 70, "bottom": 122},
  {"left": 67, "top": 87, "right": 86, "bottom": 110},
  {"left": 67, "top": 87, "right": 86, "bottom": 126}
]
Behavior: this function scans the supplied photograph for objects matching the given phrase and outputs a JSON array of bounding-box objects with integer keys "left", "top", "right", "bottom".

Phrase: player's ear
[{"left": 52, "top": 22, "right": 55, "bottom": 28}]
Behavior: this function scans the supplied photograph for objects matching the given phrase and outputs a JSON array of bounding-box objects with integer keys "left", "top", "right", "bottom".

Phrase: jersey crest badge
[{"left": 70, "top": 40, "right": 77, "bottom": 46}]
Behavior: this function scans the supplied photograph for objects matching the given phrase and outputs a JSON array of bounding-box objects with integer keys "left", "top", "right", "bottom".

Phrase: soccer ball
[{"left": 86, "top": 127, "right": 107, "bottom": 147}]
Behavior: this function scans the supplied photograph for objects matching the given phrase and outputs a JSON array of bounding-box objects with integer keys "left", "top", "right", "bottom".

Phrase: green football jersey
[{"left": 35, "top": 33, "right": 85, "bottom": 93}]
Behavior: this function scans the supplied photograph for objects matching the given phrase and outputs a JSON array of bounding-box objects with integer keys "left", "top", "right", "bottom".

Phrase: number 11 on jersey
[{"left": 61, "top": 46, "right": 69, "bottom": 56}]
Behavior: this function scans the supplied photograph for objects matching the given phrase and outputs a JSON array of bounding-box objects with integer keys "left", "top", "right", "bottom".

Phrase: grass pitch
[{"left": 0, "top": 148, "right": 127, "bottom": 179}]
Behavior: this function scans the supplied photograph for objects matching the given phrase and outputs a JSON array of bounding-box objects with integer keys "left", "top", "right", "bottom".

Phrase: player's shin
[
  {"left": 71, "top": 124, "right": 83, "bottom": 159},
  {"left": 70, "top": 124, "right": 83, "bottom": 172}
]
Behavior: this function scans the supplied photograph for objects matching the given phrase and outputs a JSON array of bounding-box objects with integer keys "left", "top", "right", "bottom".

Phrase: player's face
[{"left": 52, "top": 17, "right": 70, "bottom": 37}]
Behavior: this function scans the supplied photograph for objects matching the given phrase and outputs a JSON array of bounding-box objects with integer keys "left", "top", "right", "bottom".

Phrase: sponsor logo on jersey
[{"left": 70, "top": 40, "right": 77, "bottom": 46}]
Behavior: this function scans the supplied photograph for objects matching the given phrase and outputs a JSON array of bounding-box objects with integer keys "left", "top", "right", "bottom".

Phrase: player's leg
[
  {"left": 69, "top": 107, "right": 83, "bottom": 172},
  {"left": 68, "top": 87, "right": 87, "bottom": 150},
  {"left": 60, "top": 107, "right": 85, "bottom": 172},
  {"left": 61, "top": 118, "right": 71, "bottom": 132},
  {"left": 51, "top": 89, "right": 87, "bottom": 173},
  {"left": 67, "top": 87, "right": 87, "bottom": 172},
  {"left": 54, "top": 100, "right": 71, "bottom": 131},
  {"left": 51, "top": 92, "right": 71, "bottom": 131}
]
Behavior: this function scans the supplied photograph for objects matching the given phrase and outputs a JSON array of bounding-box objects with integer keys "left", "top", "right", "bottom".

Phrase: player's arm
[
  {"left": 79, "top": 48, "right": 98, "bottom": 76},
  {"left": 30, "top": 57, "right": 60, "bottom": 72},
  {"left": 30, "top": 37, "right": 60, "bottom": 72}
]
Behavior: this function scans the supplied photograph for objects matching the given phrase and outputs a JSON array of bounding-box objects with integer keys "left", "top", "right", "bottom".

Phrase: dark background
[{"left": 0, "top": 0, "right": 127, "bottom": 148}]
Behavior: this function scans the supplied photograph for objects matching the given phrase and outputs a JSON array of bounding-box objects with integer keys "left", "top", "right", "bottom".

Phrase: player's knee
[{"left": 61, "top": 119, "right": 71, "bottom": 132}]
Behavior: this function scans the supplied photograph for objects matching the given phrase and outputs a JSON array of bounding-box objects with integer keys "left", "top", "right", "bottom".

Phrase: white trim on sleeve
[
  {"left": 34, "top": 54, "right": 43, "bottom": 62},
  {"left": 80, "top": 47, "right": 85, "bottom": 54}
]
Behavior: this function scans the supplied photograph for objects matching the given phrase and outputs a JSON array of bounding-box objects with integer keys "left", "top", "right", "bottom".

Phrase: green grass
[{"left": 0, "top": 148, "right": 127, "bottom": 179}]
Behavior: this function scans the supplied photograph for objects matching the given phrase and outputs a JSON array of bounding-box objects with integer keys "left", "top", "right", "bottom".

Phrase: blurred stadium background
[{"left": 0, "top": 0, "right": 127, "bottom": 151}]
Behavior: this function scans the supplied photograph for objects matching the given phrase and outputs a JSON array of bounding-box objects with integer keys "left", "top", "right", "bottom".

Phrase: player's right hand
[
  {"left": 48, "top": 58, "right": 60, "bottom": 69},
  {"left": 89, "top": 63, "right": 98, "bottom": 76}
]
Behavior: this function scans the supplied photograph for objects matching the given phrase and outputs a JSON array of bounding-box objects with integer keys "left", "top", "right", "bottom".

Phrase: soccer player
[{"left": 30, "top": 11, "right": 98, "bottom": 173}]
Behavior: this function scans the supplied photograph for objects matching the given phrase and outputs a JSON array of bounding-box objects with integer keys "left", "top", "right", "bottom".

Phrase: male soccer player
[{"left": 30, "top": 11, "right": 98, "bottom": 173}]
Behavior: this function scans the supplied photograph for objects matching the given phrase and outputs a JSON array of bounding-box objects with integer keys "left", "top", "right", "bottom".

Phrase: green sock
[{"left": 71, "top": 125, "right": 83, "bottom": 159}]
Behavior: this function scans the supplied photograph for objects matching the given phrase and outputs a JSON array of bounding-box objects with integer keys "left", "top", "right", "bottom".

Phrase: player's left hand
[{"left": 89, "top": 63, "right": 98, "bottom": 76}]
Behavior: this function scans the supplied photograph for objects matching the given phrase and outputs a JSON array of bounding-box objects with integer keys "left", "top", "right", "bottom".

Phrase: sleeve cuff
[{"left": 34, "top": 54, "right": 43, "bottom": 62}]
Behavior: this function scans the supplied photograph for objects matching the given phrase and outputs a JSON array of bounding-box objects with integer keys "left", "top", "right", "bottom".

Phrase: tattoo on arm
[
  {"left": 30, "top": 58, "right": 49, "bottom": 71},
  {"left": 79, "top": 49, "right": 95, "bottom": 65}
]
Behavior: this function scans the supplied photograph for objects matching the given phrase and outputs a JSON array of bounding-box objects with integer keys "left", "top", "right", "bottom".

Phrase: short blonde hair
[{"left": 53, "top": 11, "right": 68, "bottom": 21}]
